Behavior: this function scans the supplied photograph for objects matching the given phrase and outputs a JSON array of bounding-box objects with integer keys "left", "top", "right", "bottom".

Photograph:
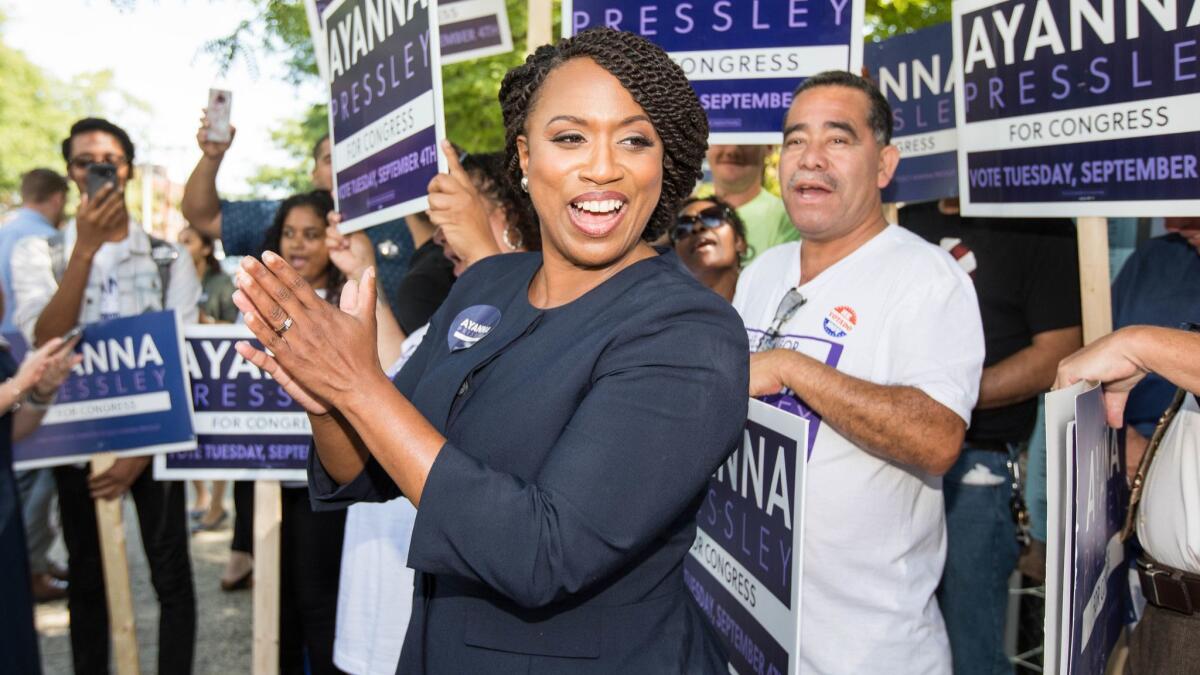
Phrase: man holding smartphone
[{"left": 11, "top": 117, "right": 200, "bottom": 675}]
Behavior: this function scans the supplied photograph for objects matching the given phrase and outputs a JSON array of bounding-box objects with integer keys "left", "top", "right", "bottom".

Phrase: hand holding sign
[
  {"left": 1054, "top": 326, "right": 1150, "bottom": 428},
  {"left": 427, "top": 140, "right": 502, "bottom": 267},
  {"left": 89, "top": 456, "right": 151, "bottom": 500},
  {"left": 231, "top": 252, "right": 383, "bottom": 417},
  {"left": 325, "top": 212, "right": 377, "bottom": 283}
]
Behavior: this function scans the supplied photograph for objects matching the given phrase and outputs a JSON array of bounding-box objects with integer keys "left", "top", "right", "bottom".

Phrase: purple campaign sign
[
  {"left": 685, "top": 400, "right": 808, "bottom": 675},
  {"left": 323, "top": 0, "right": 447, "bottom": 232},
  {"left": 866, "top": 23, "right": 958, "bottom": 203},
  {"left": 154, "top": 325, "right": 311, "bottom": 482},
  {"left": 564, "top": 1, "right": 865, "bottom": 144},
  {"left": 1066, "top": 386, "right": 1126, "bottom": 675},
  {"left": 9, "top": 312, "right": 196, "bottom": 470},
  {"left": 439, "top": 0, "right": 513, "bottom": 65},
  {"left": 952, "top": 0, "right": 1200, "bottom": 217}
]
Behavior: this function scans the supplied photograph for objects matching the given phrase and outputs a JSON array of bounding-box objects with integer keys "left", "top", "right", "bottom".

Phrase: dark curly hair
[
  {"left": 498, "top": 28, "right": 708, "bottom": 242},
  {"left": 461, "top": 150, "right": 541, "bottom": 251},
  {"left": 259, "top": 190, "right": 344, "bottom": 305}
]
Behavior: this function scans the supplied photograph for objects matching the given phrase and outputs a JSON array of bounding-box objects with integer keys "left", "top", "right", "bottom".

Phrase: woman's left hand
[
  {"left": 33, "top": 337, "right": 83, "bottom": 398},
  {"left": 231, "top": 252, "right": 384, "bottom": 414}
]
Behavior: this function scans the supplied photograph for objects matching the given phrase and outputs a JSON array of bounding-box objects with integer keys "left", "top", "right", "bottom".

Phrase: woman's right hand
[
  {"left": 427, "top": 140, "right": 502, "bottom": 265},
  {"left": 325, "top": 212, "right": 377, "bottom": 282}
]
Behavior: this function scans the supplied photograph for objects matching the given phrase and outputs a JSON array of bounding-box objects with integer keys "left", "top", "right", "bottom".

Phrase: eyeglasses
[
  {"left": 69, "top": 155, "right": 129, "bottom": 171},
  {"left": 672, "top": 206, "right": 734, "bottom": 242}
]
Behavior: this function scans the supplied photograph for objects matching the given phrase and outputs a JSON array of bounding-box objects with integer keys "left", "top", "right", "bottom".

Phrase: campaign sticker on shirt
[
  {"left": 447, "top": 305, "right": 502, "bottom": 352},
  {"left": 823, "top": 305, "right": 857, "bottom": 338}
]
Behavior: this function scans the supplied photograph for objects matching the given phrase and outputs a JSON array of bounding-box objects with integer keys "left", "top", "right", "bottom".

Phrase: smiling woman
[{"left": 229, "top": 27, "right": 748, "bottom": 674}]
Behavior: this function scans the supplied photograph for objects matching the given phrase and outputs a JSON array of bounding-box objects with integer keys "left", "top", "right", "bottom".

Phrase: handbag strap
[{"left": 1121, "top": 387, "right": 1189, "bottom": 541}]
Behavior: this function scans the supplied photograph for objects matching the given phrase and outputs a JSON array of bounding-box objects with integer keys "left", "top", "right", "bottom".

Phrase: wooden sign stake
[
  {"left": 527, "top": 0, "right": 553, "bottom": 54},
  {"left": 252, "top": 480, "right": 283, "bottom": 675},
  {"left": 90, "top": 452, "right": 140, "bottom": 675},
  {"left": 1076, "top": 217, "right": 1113, "bottom": 345}
]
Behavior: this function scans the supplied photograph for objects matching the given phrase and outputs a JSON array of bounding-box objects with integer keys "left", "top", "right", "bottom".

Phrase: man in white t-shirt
[{"left": 733, "top": 71, "right": 985, "bottom": 675}]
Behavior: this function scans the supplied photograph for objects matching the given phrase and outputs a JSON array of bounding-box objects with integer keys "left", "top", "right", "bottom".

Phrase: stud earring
[{"left": 520, "top": 175, "right": 529, "bottom": 192}]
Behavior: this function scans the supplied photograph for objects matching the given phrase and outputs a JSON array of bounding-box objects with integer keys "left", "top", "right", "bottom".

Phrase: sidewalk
[{"left": 35, "top": 497, "right": 251, "bottom": 674}]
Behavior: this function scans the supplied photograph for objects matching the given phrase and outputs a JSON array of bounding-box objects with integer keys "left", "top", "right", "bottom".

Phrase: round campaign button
[{"left": 447, "top": 305, "right": 502, "bottom": 352}]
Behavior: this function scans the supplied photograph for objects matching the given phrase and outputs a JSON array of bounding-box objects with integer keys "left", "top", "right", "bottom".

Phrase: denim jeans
[
  {"left": 15, "top": 467, "right": 57, "bottom": 574},
  {"left": 937, "top": 447, "right": 1021, "bottom": 675},
  {"left": 55, "top": 464, "right": 196, "bottom": 675}
]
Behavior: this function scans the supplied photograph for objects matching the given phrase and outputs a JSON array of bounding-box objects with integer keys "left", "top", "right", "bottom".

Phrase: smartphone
[
  {"left": 85, "top": 163, "right": 118, "bottom": 200},
  {"left": 61, "top": 326, "right": 84, "bottom": 343},
  {"left": 206, "top": 88, "right": 233, "bottom": 143}
]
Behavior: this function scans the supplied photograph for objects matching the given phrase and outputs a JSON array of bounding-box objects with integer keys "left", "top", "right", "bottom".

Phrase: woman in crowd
[
  {"left": 326, "top": 146, "right": 540, "bottom": 675},
  {"left": 232, "top": 27, "right": 746, "bottom": 673},
  {"left": 672, "top": 195, "right": 748, "bottom": 302},
  {"left": 178, "top": 225, "right": 237, "bottom": 534},
  {"left": 1, "top": 321, "right": 82, "bottom": 673},
  {"left": 227, "top": 190, "right": 346, "bottom": 673}
]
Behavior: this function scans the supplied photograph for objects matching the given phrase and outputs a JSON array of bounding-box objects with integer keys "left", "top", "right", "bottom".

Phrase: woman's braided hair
[{"left": 499, "top": 28, "right": 709, "bottom": 242}]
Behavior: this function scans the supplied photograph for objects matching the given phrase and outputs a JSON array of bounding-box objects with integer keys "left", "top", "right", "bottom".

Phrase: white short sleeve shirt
[{"left": 733, "top": 225, "right": 985, "bottom": 675}]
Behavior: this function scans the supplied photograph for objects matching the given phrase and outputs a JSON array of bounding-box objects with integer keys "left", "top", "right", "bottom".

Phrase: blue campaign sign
[
  {"left": 952, "top": 0, "right": 1200, "bottom": 217},
  {"left": 10, "top": 311, "right": 196, "bottom": 470},
  {"left": 866, "top": 23, "right": 958, "bottom": 203},
  {"left": 1066, "top": 385, "right": 1126, "bottom": 675},
  {"left": 323, "top": 0, "right": 448, "bottom": 233},
  {"left": 564, "top": 1, "right": 865, "bottom": 144},
  {"left": 154, "top": 325, "right": 310, "bottom": 482},
  {"left": 685, "top": 399, "right": 808, "bottom": 675}
]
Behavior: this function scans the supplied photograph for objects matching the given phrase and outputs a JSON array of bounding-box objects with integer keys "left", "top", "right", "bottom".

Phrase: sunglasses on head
[{"left": 672, "top": 205, "right": 734, "bottom": 241}]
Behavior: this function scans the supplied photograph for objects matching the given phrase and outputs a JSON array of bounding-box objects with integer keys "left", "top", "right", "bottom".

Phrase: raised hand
[
  {"left": 325, "top": 212, "right": 377, "bottom": 282},
  {"left": 196, "top": 108, "right": 237, "bottom": 160},
  {"left": 427, "top": 139, "right": 503, "bottom": 265},
  {"left": 75, "top": 186, "right": 128, "bottom": 255}
]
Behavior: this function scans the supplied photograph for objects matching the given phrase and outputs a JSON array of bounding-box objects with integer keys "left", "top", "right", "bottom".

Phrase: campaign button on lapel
[{"left": 447, "top": 305, "right": 502, "bottom": 352}]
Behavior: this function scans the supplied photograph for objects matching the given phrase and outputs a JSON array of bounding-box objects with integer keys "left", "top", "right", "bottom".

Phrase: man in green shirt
[{"left": 707, "top": 144, "right": 798, "bottom": 263}]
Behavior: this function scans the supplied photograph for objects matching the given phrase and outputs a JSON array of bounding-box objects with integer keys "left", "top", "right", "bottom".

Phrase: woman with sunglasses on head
[
  {"left": 232, "top": 28, "right": 747, "bottom": 673},
  {"left": 673, "top": 195, "right": 749, "bottom": 302}
]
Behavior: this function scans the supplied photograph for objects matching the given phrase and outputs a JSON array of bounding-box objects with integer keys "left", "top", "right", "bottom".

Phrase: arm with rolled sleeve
[{"left": 405, "top": 315, "right": 747, "bottom": 608}]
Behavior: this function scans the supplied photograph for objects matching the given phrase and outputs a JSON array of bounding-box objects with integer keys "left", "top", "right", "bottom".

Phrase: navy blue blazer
[{"left": 310, "top": 251, "right": 749, "bottom": 674}]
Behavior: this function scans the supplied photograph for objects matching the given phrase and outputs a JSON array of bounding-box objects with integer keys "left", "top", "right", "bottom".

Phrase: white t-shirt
[
  {"left": 732, "top": 225, "right": 984, "bottom": 675},
  {"left": 1138, "top": 393, "right": 1200, "bottom": 574},
  {"left": 333, "top": 325, "right": 428, "bottom": 675}
]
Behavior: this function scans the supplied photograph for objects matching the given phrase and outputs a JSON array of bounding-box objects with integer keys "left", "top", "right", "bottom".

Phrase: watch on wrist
[{"left": 28, "top": 388, "right": 56, "bottom": 410}]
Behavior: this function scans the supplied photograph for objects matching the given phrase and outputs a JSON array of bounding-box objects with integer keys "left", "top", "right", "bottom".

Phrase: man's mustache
[{"left": 786, "top": 172, "right": 837, "bottom": 192}]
